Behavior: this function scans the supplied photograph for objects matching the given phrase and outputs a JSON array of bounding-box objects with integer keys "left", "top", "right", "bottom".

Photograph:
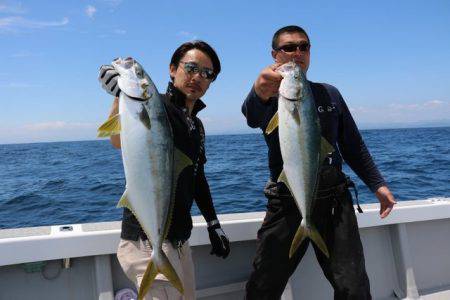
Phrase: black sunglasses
[
  {"left": 276, "top": 42, "right": 310, "bottom": 53},
  {"left": 180, "top": 61, "right": 215, "bottom": 80}
]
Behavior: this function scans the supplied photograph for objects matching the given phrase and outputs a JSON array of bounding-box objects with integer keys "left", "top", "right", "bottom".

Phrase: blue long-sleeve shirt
[{"left": 241, "top": 82, "right": 386, "bottom": 193}]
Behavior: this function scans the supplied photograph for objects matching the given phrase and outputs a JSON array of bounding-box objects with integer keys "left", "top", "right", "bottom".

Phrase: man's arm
[
  {"left": 338, "top": 98, "right": 384, "bottom": 191},
  {"left": 194, "top": 164, "right": 230, "bottom": 258},
  {"left": 334, "top": 88, "right": 396, "bottom": 217},
  {"left": 241, "top": 64, "right": 282, "bottom": 129},
  {"left": 194, "top": 164, "right": 217, "bottom": 223}
]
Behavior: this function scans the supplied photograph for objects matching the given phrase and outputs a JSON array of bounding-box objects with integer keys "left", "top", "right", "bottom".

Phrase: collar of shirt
[{"left": 166, "top": 82, "right": 206, "bottom": 117}]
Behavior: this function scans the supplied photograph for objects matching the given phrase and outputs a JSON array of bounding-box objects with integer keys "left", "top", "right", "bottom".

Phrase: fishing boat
[{"left": 1, "top": 197, "right": 449, "bottom": 299}]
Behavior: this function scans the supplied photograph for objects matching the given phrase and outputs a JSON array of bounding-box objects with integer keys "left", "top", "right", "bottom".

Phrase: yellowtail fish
[
  {"left": 266, "top": 61, "right": 334, "bottom": 259},
  {"left": 98, "top": 57, "right": 191, "bottom": 299}
]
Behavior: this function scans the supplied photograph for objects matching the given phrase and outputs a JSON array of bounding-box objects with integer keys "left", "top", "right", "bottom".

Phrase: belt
[
  {"left": 264, "top": 176, "right": 363, "bottom": 213},
  {"left": 316, "top": 176, "right": 363, "bottom": 213}
]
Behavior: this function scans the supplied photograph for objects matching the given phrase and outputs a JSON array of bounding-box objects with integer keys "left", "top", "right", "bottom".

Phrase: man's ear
[
  {"left": 271, "top": 50, "right": 278, "bottom": 60},
  {"left": 169, "top": 64, "right": 177, "bottom": 79}
]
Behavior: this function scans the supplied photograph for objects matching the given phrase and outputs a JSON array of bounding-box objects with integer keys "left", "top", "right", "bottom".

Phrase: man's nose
[
  {"left": 294, "top": 48, "right": 304, "bottom": 56},
  {"left": 191, "top": 72, "right": 203, "bottom": 81}
]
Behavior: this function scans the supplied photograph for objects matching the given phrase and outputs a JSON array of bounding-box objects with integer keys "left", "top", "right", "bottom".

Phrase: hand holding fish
[
  {"left": 375, "top": 186, "right": 396, "bottom": 218},
  {"left": 99, "top": 65, "right": 120, "bottom": 97},
  {"left": 254, "top": 63, "right": 283, "bottom": 101}
]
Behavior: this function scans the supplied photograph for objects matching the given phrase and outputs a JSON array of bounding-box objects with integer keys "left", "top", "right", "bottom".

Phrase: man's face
[
  {"left": 272, "top": 32, "right": 310, "bottom": 72},
  {"left": 170, "top": 49, "right": 214, "bottom": 101}
]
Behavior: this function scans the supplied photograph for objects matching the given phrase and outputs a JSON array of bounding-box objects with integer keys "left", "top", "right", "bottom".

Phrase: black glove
[
  {"left": 98, "top": 65, "right": 120, "bottom": 97},
  {"left": 207, "top": 221, "right": 230, "bottom": 259}
]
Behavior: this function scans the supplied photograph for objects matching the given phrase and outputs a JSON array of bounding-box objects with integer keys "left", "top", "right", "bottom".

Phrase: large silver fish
[
  {"left": 266, "top": 61, "right": 334, "bottom": 259},
  {"left": 98, "top": 57, "right": 191, "bottom": 299}
]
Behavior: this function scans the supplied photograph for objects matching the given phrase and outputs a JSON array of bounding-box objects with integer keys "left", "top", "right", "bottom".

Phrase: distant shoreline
[{"left": 1, "top": 125, "right": 449, "bottom": 146}]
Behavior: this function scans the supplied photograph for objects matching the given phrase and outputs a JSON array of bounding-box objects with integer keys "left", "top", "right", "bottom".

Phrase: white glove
[{"left": 98, "top": 64, "right": 120, "bottom": 97}]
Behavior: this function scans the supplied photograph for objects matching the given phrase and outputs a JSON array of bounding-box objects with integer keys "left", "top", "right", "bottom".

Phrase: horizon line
[{"left": 1, "top": 125, "right": 448, "bottom": 146}]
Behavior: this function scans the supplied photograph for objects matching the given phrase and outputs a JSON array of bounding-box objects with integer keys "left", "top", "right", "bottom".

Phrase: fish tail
[
  {"left": 138, "top": 250, "right": 184, "bottom": 299},
  {"left": 289, "top": 220, "right": 329, "bottom": 259},
  {"left": 157, "top": 250, "right": 184, "bottom": 294},
  {"left": 289, "top": 219, "right": 308, "bottom": 258},
  {"left": 309, "top": 225, "right": 329, "bottom": 258},
  {"left": 138, "top": 255, "right": 158, "bottom": 300}
]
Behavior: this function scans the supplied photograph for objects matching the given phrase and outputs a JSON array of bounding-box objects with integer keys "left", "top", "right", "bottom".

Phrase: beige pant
[{"left": 117, "top": 238, "right": 196, "bottom": 300}]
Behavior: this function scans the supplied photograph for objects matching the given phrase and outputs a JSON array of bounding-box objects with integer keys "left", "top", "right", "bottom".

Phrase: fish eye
[{"left": 135, "top": 66, "right": 144, "bottom": 78}]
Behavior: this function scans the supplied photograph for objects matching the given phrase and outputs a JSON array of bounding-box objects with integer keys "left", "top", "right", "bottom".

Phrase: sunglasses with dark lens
[
  {"left": 276, "top": 42, "right": 310, "bottom": 53},
  {"left": 180, "top": 61, "right": 215, "bottom": 80}
]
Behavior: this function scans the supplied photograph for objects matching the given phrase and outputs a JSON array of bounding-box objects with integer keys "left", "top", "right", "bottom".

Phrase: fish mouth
[
  {"left": 282, "top": 95, "right": 301, "bottom": 102},
  {"left": 280, "top": 84, "right": 303, "bottom": 102},
  {"left": 127, "top": 94, "right": 150, "bottom": 102}
]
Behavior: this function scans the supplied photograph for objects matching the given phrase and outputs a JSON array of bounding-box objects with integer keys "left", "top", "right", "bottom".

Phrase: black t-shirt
[{"left": 120, "top": 82, "right": 217, "bottom": 243}]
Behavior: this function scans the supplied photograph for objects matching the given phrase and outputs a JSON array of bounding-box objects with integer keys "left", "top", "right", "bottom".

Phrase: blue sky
[{"left": 1, "top": 0, "right": 449, "bottom": 144}]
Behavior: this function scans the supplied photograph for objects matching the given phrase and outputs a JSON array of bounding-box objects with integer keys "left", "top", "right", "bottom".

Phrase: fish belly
[
  {"left": 278, "top": 98, "right": 320, "bottom": 220},
  {"left": 120, "top": 95, "right": 173, "bottom": 247}
]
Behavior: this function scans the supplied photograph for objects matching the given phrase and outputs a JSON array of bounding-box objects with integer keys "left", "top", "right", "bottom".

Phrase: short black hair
[
  {"left": 170, "top": 40, "right": 221, "bottom": 81},
  {"left": 272, "top": 25, "right": 310, "bottom": 50}
]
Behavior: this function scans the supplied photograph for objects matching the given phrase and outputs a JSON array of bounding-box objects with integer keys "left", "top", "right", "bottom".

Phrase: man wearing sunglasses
[
  {"left": 98, "top": 40, "right": 230, "bottom": 300},
  {"left": 242, "top": 25, "right": 396, "bottom": 299}
]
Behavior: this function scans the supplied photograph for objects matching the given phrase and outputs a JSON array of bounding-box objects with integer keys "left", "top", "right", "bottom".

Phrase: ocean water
[{"left": 0, "top": 127, "right": 449, "bottom": 229}]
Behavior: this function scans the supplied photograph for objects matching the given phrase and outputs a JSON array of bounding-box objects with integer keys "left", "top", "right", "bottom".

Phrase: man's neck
[{"left": 185, "top": 98, "right": 196, "bottom": 116}]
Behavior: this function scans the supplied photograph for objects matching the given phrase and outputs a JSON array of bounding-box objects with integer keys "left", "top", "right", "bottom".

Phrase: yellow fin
[
  {"left": 116, "top": 189, "right": 131, "bottom": 209},
  {"left": 138, "top": 252, "right": 184, "bottom": 299},
  {"left": 138, "top": 259, "right": 158, "bottom": 300},
  {"left": 289, "top": 224, "right": 308, "bottom": 258},
  {"left": 289, "top": 221, "right": 329, "bottom": 259},
  {"left": 162, "top": 148, "right": 193, "bottom": 239},
  {"left": 265, "top": 111, "right": 279, "bottom": 135},
  {"left": 277, "top": 169, "right": 293, "bottom": 195},
  {"left": 97, "top": 114, "right": 121, "bottom": 137},
  {"left": 158, "top": 252, "right": 184, "bottom": 294},
  {"left": 319, "top": 137, "right": 334, "bottom": 163},
  {"left": 173, "top": 148, "right": 193, "bottom": 180},
  {"left": 309, "top": 226, "right": 329, "bottom": 258}
]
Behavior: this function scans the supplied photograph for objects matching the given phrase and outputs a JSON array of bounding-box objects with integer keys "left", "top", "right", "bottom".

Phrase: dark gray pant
[{"left": 245, "top": 179, "right": 371, "bottom": 300}]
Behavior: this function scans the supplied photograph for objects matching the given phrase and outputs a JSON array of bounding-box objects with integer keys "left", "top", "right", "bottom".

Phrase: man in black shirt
[
  {"left": 99, "top": 41, "right": 230, "bottom": 299},
  {"left": 242, "top": 25, "right": 396, "bottom": 300}
]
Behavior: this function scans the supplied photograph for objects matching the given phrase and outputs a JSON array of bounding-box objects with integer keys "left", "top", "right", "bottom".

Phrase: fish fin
[
  {"left": 291, "top": 106, "right": 301, "bottom": 126},
  {"left": 138, "top": 250, "right": 184, "bottom": 299},
  {"left": 157, "top": 250, "right": 184, "bottom": 295},
  {"left": 116, "top": 189, "right": 131, "bottom": 209},
  {"left": 277, "top": 169, "right": 293, "bottom": 195},
  {"left": 309, "top": 225, "right": 329, "bottom": 258},
  {"left": 265, "top": 111, "right": 279, "bottom": 135},
  {"left": 162, "top": 148, "right": 193, "bottom": 239},
  {"left": 139, "top": 105, "right": 151, "bottom": 130},
  {"left": 319, "top": 137, "right": 334, "bottom": 163},
  {"left": 173, "top": 148, "right": 193, "bottom": 179},
  {"left": 289, "top": 220, "right": 308, "bottom": 258},
  {"left": 97, "top": 114, "right": 121, "bottom": 137},
  {"left": 289, "top": 220, "right": 329, "bottom": 258},
  {"left": 138, "top": 257, "right": 158, "bottom": 300}
]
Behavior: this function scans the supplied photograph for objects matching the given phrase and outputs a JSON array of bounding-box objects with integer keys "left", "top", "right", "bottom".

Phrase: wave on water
[{"left": 0, "top": 127, "right": 449, "bottom": 229}]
